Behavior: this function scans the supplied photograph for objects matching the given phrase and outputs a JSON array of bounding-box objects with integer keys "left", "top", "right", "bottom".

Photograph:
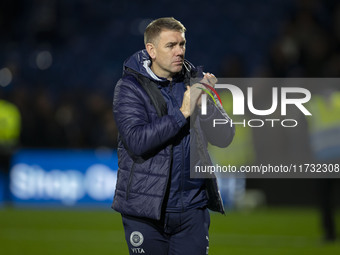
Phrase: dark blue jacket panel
[{"left": 160, "top": 81, "right": 208, "bottom": 212}]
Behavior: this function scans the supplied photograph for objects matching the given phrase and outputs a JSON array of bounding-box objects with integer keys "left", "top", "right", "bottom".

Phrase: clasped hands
[{"left": 180, "top": 73, "right": 217, "bottom": 118}]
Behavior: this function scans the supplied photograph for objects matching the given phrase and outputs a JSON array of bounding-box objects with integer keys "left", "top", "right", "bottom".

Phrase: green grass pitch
[{"left": 0, "top": 207, "right": 339, "bottom": 255}]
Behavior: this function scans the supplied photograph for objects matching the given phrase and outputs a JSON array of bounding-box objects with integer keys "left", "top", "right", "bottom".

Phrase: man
[{"left": 112, "top": 17, "right": 234, "bottom": 255}]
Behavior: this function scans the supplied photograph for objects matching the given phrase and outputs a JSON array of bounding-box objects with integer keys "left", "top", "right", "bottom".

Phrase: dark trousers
[
  {"left": 319, "top": 178, "right": 335, "bottom": 241},
  {"left": 121, "top": 208, "right": 210, "bottom": 255}
]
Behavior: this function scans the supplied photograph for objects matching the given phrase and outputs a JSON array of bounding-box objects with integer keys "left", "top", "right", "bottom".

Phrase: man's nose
[{"left": 175, "top": 45, "right": 185, "bottom": 56}]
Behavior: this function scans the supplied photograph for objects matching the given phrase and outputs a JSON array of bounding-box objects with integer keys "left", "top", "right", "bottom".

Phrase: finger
[{"left": 206, "top": 74, "right": 217, "bottom": 85}]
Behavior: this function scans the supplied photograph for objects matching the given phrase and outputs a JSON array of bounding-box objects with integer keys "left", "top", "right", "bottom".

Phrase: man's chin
[{"left": 172, "top": 65, "right": 183, "bottom": 73}]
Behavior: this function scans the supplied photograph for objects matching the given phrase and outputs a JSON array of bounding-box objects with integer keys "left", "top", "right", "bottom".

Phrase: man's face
[{"left": 148, "top": 30, "right": 186, "bottom": 79}]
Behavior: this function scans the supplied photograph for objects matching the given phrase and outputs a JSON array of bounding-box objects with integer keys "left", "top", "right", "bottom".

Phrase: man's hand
[
  {"left": 196, "top": 73, "right": 218, "bottom": 107},
  {"left": 180, "top": 84, "right": 204, "bottom": 118},
  {"left": 180, "top": 73, "right": 217, "bottom": 118},
  {"left": 200, "top": 72, "right": 217, "bottom": 87}
]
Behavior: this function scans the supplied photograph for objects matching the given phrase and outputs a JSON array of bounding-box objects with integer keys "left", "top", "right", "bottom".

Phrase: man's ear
[{"left": 146, "top": 43, "right": 156, "bottom": 59}]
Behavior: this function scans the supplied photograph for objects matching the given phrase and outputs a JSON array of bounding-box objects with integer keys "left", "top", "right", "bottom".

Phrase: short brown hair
[{"left": 144, "top": 17, "right": 186, "bottom": 45}]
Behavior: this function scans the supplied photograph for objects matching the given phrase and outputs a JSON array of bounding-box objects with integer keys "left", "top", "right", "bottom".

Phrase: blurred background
[{"left": 0, "top": 0, "right": 340, "bottom": 254}]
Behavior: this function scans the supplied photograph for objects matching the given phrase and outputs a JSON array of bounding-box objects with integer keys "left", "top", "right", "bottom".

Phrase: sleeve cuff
[{"left": 170, "top": 107, "right": 187, "bottom": 128}]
